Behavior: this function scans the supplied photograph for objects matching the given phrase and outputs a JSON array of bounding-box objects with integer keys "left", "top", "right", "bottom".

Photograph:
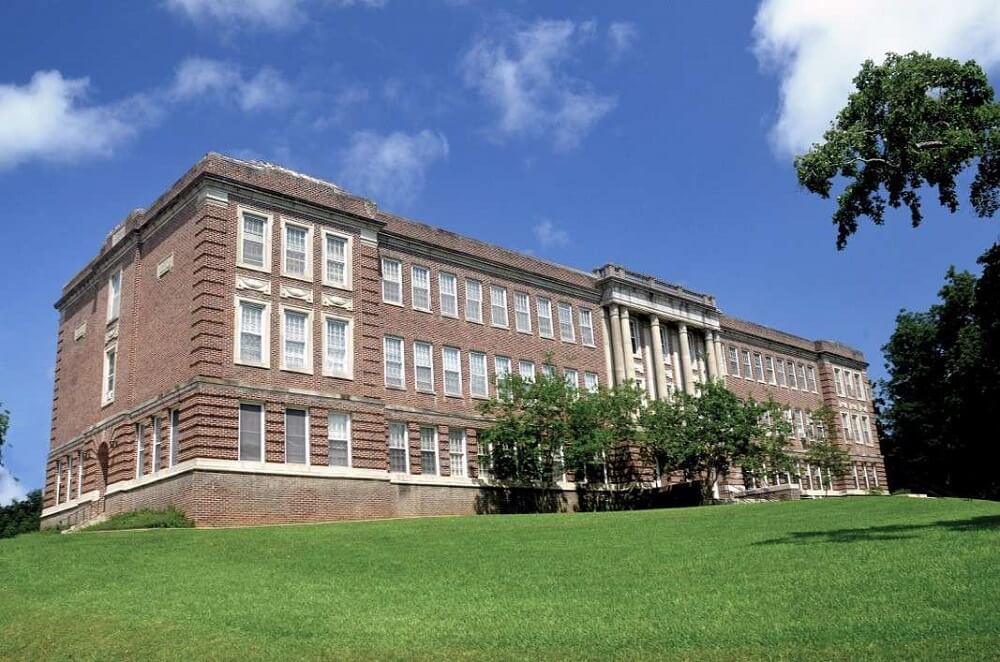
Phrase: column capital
[
  {"left": 649, "top": 315, "right": 661, "bottom": 329},
  {"left": 677, "top": 321, "right": 689, "bottom": 335}
]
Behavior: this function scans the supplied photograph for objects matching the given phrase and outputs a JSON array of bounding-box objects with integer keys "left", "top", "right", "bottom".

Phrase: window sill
[
  {"left": 466, "top": 318, "right": 484, "bottom": 325},
  {"left": 416, "top": 388, "right": 436, "bottom": 395},
  {"left": 322, "top": 281, "right": 353, "bottom": 292},
  {"left": 441, "top": 312, "right": 459, "bottom": 320},
  {"left": 281, "top": 272, "right": 314, "bottom": 284},
  {"left": 235, "top": 360, "right": 271, "bottom": 370},
  {"left": 491, "top": 324, "right": 510, "bottom": 330},
  {"left": 444, "top": 393, "right": 464, "bottom": 399},
  {"left": 237, "top": 262, "right": 272, "bottom": 274},
  {"left": 383, "top": 299, "right": 404, "bottom": 308},
  {"left": 516, "top": 329, "right": 533, "bottom": 335},
  {"left": 413, "top": 307, "right": 433, "bottom": 314},
  {"left": 281, "top": 367, "right": 314, "bottom": 376},
  {"left": 582, "top": 342, "right": 596, "bottom": 348},
  {"left": 562, "top": 339, "right": 578, "bottom": 345},
  {"left": 385, "top": 384, "right": 407, "bottom": 391},
  {"left": 322, "top": 372, "right": 354, "bottom": 381}
]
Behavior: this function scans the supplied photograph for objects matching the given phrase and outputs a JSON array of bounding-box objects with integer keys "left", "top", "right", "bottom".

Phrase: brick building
[{"left": 41, "top": 153, "right": 886, "bottom": 528}]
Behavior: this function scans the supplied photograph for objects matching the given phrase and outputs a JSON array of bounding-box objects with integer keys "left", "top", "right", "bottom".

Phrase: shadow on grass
[{"left": 755, "top": 515, "right": 1000, "bottom": 545}]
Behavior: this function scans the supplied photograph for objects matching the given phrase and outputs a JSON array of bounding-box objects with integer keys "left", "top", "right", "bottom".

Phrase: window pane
[
  {"left": 239, "top": 404, "right": 262, "bottom": 461},
  {"left": 440, "top": 273, "right": 457, "bottom": 316},
  {"left": 385, "top": 337, "right": 404, "bottom": 387},
  {"left": 580, "top": 309, "right": 594, "bottom": 345},
  {"left": 558, "top": 303, "right": 575, "bottom": 341},
  {"left": 420, "top": 426, "right": 437, "bottom": 475},
  {"left": 412, "top": 266, "right": 430, "bottom": 310},
  {"left": 514, "top": 292, "right": 531, "bottom": 332},
  {"left": 465, "top": 280, "right": 482, "bottom": 322},
  {"left": 325, "top": 318, "right": 348, "bottom": 375},
  {"left": 285, "top": 225, "right": 307, "bottom": 275},
  {"left": 388, "top": 422, "right": 408, "bottom": 472},
  {"left": 470, "top": 352, "right": 487, "bottom": 397},
  {"left": 444, "top": 347, "right": 461, "bottom": 395},
  {"left": 242, "top": 214, "right": 266, "bottom": 267},
  {"left": 240, "top": 302, "right": 264, "bottom": 364},
  {"left": 328, "top": 412, "right": 350, "bottom": 467},
  {"left": 284, "top": 310, "right": 308, "bottom": 370},
  {"left": 285, "top": 409, "right": 307, "bottom": 464},
  {"left": 326, "top": 235, "right": 347, "bottom": 285},
  {"left": 537, "top": 298, "right": 553, "bottom": 337},
  {"left": 382, "top": 259, "right": 402, "bottom": 304},
  {"left": 491, "top": 286, "right": 507, "bottom": 326},
  {"left": 449, "top": 428, "right": 465, "bottom": 477}
]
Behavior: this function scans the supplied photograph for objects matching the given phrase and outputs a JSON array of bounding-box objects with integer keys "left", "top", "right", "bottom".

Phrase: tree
[
  {"left": 804, "top": 404, "right": 851, "bottom": 495},
  {"left": 0, "top": 490, "right": 41, "bottom": 540},
  {"left": 796, "top": 52, "right": 1000, "bottom": 249}
]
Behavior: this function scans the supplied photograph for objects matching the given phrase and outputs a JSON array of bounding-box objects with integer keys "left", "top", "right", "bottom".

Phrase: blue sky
[{"left": 2, "top": 0, "right": 1000, "bottom": 498}]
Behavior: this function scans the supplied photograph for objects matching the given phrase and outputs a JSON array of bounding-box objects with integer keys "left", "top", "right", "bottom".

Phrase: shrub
[{"left": 85, "top": 507, "right": 193, "bottom": 531}]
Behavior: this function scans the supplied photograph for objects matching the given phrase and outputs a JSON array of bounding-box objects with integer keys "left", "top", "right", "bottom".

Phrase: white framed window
[
  {"left": 753, "top": 353, "right": 765, "bottom": 382},
  {"left": 845, "top": 371, "right": 856, "bottom": 398},
  {"left": 851, "top": 415, "right": 862, "bottom": 445},
  {"left": 420, "top": 426, "right": 437, "bottom": 476},
  {"left": 629, "top": 319, "right": 641, "bottom": 354},
  {"left": 853, "top": 373, "right": 864, "bottom": 400},
  {"left": 853, "top": 464, "right": 860, "bottom": 490},
  {"left": 135, "top": 423, "right": 145, "bottom": 478},
  {"left": 495, "top": 356, "right": 512, "bottom": 381},
  {"left": 281, "top": 219, "right": 313, "bottom": 280},
  {"left": 322, "top": 229, "right": 352, "bottom": 289},
  {"left": 388, "top": 422, "right": 409, "bottom": 473},
  {"left": 776, "top": 359, "right": 787, "bottom": 387},
  {"left": 65, "top": 456, "right": 73, "bottom": 500},
  {"left": 557, "top": 303, "right": 575, "bottom": 342},
  {"left": 235, "top": 298, "right": 270, "bottom": 368},
  {"left": 411, "top": 265, "right": 431, "bottom": 312},
  {"left": 465, "top": 279, "right": 483, "bottom": 323},
  {"left": 440, "top": 272, "right": 458, "bottom": 317},
  {"left": 76, "top": 450, "right": 83, "bottom": 497},
  {"left": 54, "top": 459, "right": 61, "bottom": 504},
  {"left": 280, "top": 306, "right": 313, "bottom": 374},
  {"left": 564, "top": 368, "right": 578, "bottom": 388},
  {"left": 102, "top": 342, "right": 118, "bottom": 406},
  {"left": 727, "top": 347, "right": 740, "bottom": 376},
  {"left": 443, "top": 346, "right": 462, "bottom": 396},
  {"left": 797, "top": 364, "right": 808, "bottom": 393},
  {"left": 490, "top": 286, "right": 508, "bottom": 327},
  {"left": 833, "top": 368, "right": 845, "bottom": 396},
  {"left": 861, "top": 415, "right": 872, "bottom": 445},
  {"left": 413, "top": 341, "right": 434, "bottom": 392},
  {"left": 519, "top": 360, "right": 535, "bottom": 381},
  {"left": 514, "top": 292, "right": 532, "bottom": 333},
  {"left": 239, "top": 403, "right": 265, "bottom": 462},
  {"left": 384, "top": 336, "right": 405, "bottom": 388},
  {"left": 285, "top": 408, "right": 309, "bottom": 465},
  {"left": 238, "top": 208, "right": 271, "bottom": 272},
  {"left": 537, "top": 297, "right": 554, "bottom": 338},
  {"left": 807, "top": 365, "right": 818, "bottom": 393},
  {"left": 322, "top": 315, "right": 353, "bottom": 379},
  {"left": 841, "top": 412, "right": 853, "bottom": 442},
  {"left": 448, "top": 428, "right": 466, "bottom": 477},
  {"left": 794, "top": 410, "right": 806, "bottom": 438},
  {"left": 152, "top": 416, "right": 162, "bottom": 473},
  {"left": 106, "top": 268, "right": 122, "bottom": 322},
  {"left": 764, "top": 356, "right": 776, "bottom": 384},
  {"left": 786, "top": 360, "right": 798, "bottom": 389},
  {"left": 381, "top": 257, "right": 403, "bottom": 305},
  {"left": 469, "top": 351, "right": 488, "bottom": 398},
  {"left": 169, "top": 409, "right": 180, "bottom": 467},
  {"left": 579, "top": 309, "right": 595, "bottom": 346},
  {"left": 584, "top": 372, "right": 599, "bottom": 391},
  {"left": 741, "top": 351, "right": 753, "bottom": 380},
  {"left": 328, "top": 412, "right": 351, "bottom": 467},
  {"left": 661, "top": 331, "right": 672, "bottom": 365},
  {"left": 541, "top": 364, "right": 556, "bottom": 378}
]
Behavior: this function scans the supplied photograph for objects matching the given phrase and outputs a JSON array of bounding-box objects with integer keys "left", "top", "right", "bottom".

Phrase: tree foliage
[
  {"left": 804, "top": 404, "right": 851, "bottom": 491},
  {"left": 879, "top": 243, "right": 1000, "bottom": 499},
  {"left": 0, "top": 489, "right": 41, "bottom": 539},
  {"left": 796, "top": 52, "right": 1000, "bottom": 249}
]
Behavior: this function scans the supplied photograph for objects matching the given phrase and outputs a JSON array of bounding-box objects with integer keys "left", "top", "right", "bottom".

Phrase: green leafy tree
[
  {"left": 0, "top": 490, "right": 41, "bottom": 539},
  {"left": 796, "top": 52, "right": 1000, "bottom": 248},
  {"left": 804, "top": 404, "right": 851, "bottom": 494}
]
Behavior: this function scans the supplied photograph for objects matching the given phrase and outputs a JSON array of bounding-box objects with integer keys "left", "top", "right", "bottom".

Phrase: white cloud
[
  {"left": 461, "top": 19, "right": 617, "bottom": 150},
  {"left": 0, "top": 467, "right": 27, "bottom": 506},
  {"left": 533, "top": 218, "right": 570, "bottom": 248},
  {"left": 608, "top": 21, "right": 639, "bottom": 60},
  {"left": 164, "top": 0, "right": 306, "bottom": 31},
  {"left": 753, "top": 0, "right": 1000, "bottom": 156},
  {"left": 0, "top": 70, "right": 138, "bottom": 169},
  {"left": 338, "top": 129, "right": 449, "bottom": 207},
  {"left": 170, "top": 58, "right": 291, "bottom": 111}
]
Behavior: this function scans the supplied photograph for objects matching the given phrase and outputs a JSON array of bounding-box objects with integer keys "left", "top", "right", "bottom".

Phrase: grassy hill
[{"left": 1, "top": 497, "right": 998, "bottom": 661}]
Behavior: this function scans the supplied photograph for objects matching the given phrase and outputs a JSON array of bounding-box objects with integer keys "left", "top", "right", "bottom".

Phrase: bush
[
  {"left": 85, "top": 507, "right": 193, "bottom": 531},
  {"left": 0, "top": 490, "right": 42, "bottom": 539}
]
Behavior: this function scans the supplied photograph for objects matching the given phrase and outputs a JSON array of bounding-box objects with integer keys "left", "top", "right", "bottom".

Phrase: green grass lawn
[{"left": 2, "top": 497, "right": 998, "bottom": 661}]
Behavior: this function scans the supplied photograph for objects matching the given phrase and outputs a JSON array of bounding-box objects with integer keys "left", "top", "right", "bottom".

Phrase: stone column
[
  {"left": 713, "top": 333, "right": 726, "bottom": 377},
  {"left": 677, "top": 323, "right": 695, "bottom": 395},
  {"left": 608, "top": 305, "right": 626, "bottom": 385},
  {"left": 600, "top": 308, "right": 614, "bottom": 385},
  {"left": 639, "top": 322, "right": 656, "bottom": 399},
  {"left": 649, "top": 317, "right": 669, "bottom": 399},
  {"left": 619, "top": 307, "right": 633, "bottom": 383},
  {"left": 705, "top": 330, "right": 719, "bottom": 380}
]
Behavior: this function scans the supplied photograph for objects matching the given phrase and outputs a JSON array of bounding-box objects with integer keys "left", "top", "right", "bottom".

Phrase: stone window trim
[
  {"left": 101, "top": 341, "right": 118, "bottom": 407},
  {"left": 236, "top": 205, "right": 273, "bottom": 274},
  {"left": 321, "top": 313, "right": 354, "bottom": 380},
  {"left": 280, "top": 217, "right": 314, "bottom": 282},
  {"left": 106, "top": 268, "right": 123, "bottom": 323},
  {"left": 234, "top": 296, "right": 271, "bottom": 370},
  {"left": 321, "top": 228, "right": 353, "bottom": 291},
  {"left": 381, "top": 257, "right": 404, "bottom": 307}
]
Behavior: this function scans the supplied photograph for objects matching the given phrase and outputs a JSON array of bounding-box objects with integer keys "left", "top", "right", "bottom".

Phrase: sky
[{"left": 2, "top": 0, "right": 1000, "bottom": 501}]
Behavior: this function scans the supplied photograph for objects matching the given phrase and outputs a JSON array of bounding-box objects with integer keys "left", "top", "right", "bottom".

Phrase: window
[
  {"left": 806, "top": 365, "right": 818, "bottom": 393},
  {"left": 54, "top": 459, "right": 61, "bottom": 504},
  {"left": 786, "top": 361, "right": 798, "bottom": 389},
  {"left": 564, "top": 368, "right": 578, "bottom": 388},
  {"left": 381, "top": 258, "right": 402, "bottom": 305},
  {"left": 753, "top": 353, "right": 765, "bottom": 382},
  {"left": 388, "top": 422, "right": 409, "bottom": 473},
  {"left": 469, "top": 351, "right": 488, "bottom": 398},
  {"left": 841, "top": 412, "right": 852, "bottom": 442},
  {"left": 443, "top": 347, "right": 462, "bottom": 396},
  {"left": 420, "top": 426, "right": 437, "bottom": 476},
  {"left": 65, "top": 456, "right": 73, "bottom": 500},
  {"left": 854, "top": 373, "right": 864, "bottom": 400},
  {"left": 741, "top": 351, "right": 753, "bottom": 380},
  {"left": 76, "top": 450, "right": 83, "bottom": 497},
  {"left": 465, "top": 279, "right": 483, "bottom": 323},
  {"left": 727, "top": 347, "right": 740, "bottom": 376},
  {"left": 514, "top": 292, "right": 532, "bottom": 333},
  {"left": 558, "top": 303, "right": 575, "bottom": 342},
  {"left": 797, "top": 365, "right": 808, "bottom": 393},
  {"left": 519, "top": 360, "right": 535, "bottom": 381},
  {"left": 629, "top": 318, "right": 641, "bottom": 354},
  {"left": 322, "top": 230, "right": 351, "bottom": 289},
  {"left": 102, "top": 343, "right": 118, "bottom": 405},
  {"left": 776, "top": 359, "right": 787, "bottom": 387},
  {"left": 584, "top": 372, "right": 599, "bottom": 391},
  {"left": 765, "top": 356, "right": 776, "bottom": 384},
  {"left": 169, "top": 409, "right": 180, "bottom": 467},
  {"left": 384, "top": 336, "right": 405, "bottom": 388},
  {"left": 282, "top": 220, "right": 312, "bottom": 279},
  {"left": 135, "top": 423, "right": 145, "bottom": 478},
  {"left": 794, "top": 410, "right": 806, "bottom": 438},
  {"left": 323, "top": 316, "right": 352, "bottom": 379},
  {"left": 411, "top": 265, "right": 431, "bottom": 311},
  {"left": 861, "top": 416, "right": 871, "bottom": 445},
  {"left": 579, "top": 309, "right": 595, "bottom": 346},
  {"left": 537, "top": 297, "right": 554, "bottom": 338},
  {"left": 490, "top": 286, "right": 508, "bottom": 327},
  {"left": 833, "top": 368, "right": 845, "bottom": 396},
  {"left": 541, "top": 364, "right": 556, "bottom": 378},
  {"left": 107, "top": 269, "right": 122, "bottom": 322},
  {"left": 845, "top": 371, "right": 856, "bottom": 398},
  {"left": 413, "top": 341, "right": 434, "bottom": 392},
  {"left": 238, "top": 210, "right": 270, "bottom": 271},
  {"left": 449, "top": 428, "right": 466, "bottom": 477},
  {"left": 236, "top": 299, "right": 269, "bottom": 368},
  {"left": 661, "top": 330, "right": 673, "bottom": 364},
  {"left": 239, "top": 403, "right": 264, "bottom": 462},
  {"left": 853, "top": 464, "right": 860, "bottom": 490},
  {"left": 328, "top": 412, "right": 351, "bottom": 467},
  {"left": 495, "top": 356, "right": 512, "bottom": 381},
  {"left": 152, "top": 417, "right": 161, "bottom": 472},
  {"left": 851, "top": 415, "right": 862, "bottom": 445},
  {"left": 285, "top": 409, "right": 308, "bottom": 464},
  {"left": 281, "top": 308, "right": 312, "bottom": 373},
  {"left": 440, "top": 272, "right": 458, "bottom": 317}
]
